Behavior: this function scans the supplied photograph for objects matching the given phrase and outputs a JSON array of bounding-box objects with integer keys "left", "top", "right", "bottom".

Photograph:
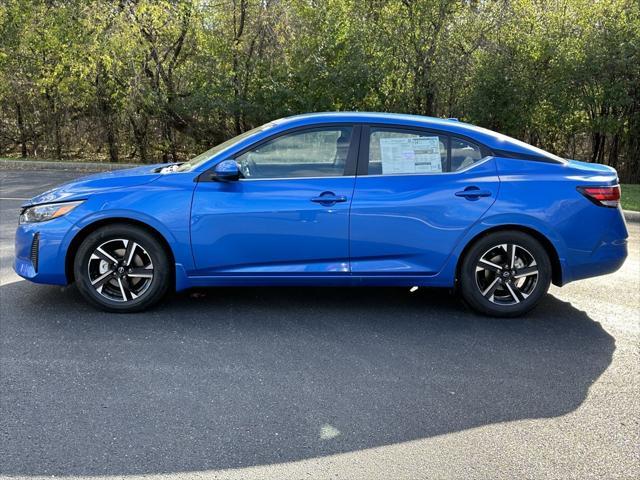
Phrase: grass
[{"left": 621, "top": 184, "right": 640, "bottom": 211}]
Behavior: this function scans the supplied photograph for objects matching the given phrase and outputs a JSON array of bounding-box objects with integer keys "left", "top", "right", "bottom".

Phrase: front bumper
[{"left": 14, "top": 218, "right": 76, "bottom": 286}]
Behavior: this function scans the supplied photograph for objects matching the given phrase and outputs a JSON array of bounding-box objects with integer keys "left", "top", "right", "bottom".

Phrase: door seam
[{"left": 347, "top": 125, "right": 364, "bottom": 275}]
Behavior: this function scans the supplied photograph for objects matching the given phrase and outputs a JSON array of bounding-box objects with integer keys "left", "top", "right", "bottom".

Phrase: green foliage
[
  {"left": 0, "top": 0, "right": 638, "bottom": 181},
  {"left": 621, "top": 184, "right": 640, "bottom": 211}
]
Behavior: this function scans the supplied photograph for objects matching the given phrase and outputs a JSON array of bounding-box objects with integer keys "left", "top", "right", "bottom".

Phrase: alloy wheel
[
  {"left": 474, "top": 243, "right": 539, "bottom": 306},
  {"left": 87, "top": 238, "right": 154, "bottom": 302}
]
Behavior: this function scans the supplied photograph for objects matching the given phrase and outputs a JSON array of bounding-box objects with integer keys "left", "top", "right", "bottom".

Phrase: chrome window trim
[
  {"left": 238, "top": 175, "right": 357, "bottom": 182},
  {"left": 361, "top": 155, "right": 494, "bottom": 178}
]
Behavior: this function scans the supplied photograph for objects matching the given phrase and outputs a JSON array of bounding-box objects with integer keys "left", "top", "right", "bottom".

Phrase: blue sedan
[{"left": 14, "top": 113, "right": 628, "bottom": 316}]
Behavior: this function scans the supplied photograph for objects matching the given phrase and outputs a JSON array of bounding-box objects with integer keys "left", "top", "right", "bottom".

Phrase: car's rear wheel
[
  {"left": 460, "top": 231, "right": 551, "bottom": 317},
  {"left": 74, "top": 224, "right": 171, "bottom": 312}
]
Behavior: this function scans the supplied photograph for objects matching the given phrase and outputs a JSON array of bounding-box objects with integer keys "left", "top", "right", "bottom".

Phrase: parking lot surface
[{"left": 1, "top": 169, "right": 638, "bottom": 479}]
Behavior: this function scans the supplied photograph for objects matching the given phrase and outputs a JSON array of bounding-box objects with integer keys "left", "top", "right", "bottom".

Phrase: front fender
[
  {"left": 70, "top": 209, "right": 180, "bottom": 250},
  {"left": 61, "top": 169, "right": 196, "bottom": 280},
  {"left": 62, "top": 209, "right": 193, "bottom": 291}
]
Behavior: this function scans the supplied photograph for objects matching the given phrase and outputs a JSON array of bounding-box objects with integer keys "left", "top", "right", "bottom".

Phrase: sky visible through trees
[{"left": 0, "top": 0, "right": 638, "bottom": 182}]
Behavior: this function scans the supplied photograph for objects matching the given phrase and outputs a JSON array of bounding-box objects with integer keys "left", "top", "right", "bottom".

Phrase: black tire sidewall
[
  {"left": 73, "top": 224, "right": 171, "bottom": 313},
  {"left": 460, "top": 231, "right": 551, "bottom": 317}
]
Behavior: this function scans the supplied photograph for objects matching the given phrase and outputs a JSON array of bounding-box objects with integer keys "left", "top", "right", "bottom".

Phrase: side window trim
[
  {"left": 357, "top": 124, "right": 370, "bottom": 176},
  {"left": 344, "top": 124, "right": 362, "bottom": 176},
  {"left": 447, "top": 134, "right": 452, "bottom": 173}
]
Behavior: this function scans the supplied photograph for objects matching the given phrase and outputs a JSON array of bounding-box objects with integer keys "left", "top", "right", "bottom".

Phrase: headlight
[{"left": 19, "top": 201, "right": 84, "bottom": 224}]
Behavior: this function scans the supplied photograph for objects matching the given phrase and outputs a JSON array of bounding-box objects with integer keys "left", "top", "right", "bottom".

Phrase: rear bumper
[
  {"left": 564, "top": 237, "right": 628, "bottom": 283},
  {"left": 562, "top": 208, "right": 628, "bottom": 284},
  {"left": 14, "top": 218, "right": 73, "bottom": 286}
]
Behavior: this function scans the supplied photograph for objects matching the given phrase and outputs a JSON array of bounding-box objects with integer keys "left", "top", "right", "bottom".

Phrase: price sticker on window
[{"left": 379, "top": 137, "right": 442, "bottom": 174}]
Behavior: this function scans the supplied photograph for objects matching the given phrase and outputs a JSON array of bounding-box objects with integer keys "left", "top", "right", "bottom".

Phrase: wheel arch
[
  {"left": 455, "top": 224, "right": 563, "bottom": 287},
  {"left": 65, "top": 217, "right": 176, "bottom": 284}
]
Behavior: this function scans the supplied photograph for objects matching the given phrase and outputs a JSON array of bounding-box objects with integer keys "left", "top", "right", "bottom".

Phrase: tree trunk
[
  {"left": 608, "top": 133, "right": 619, "bottom": 170},
  {"left": 96, "top": 63, "right": 119, "bottom": 163},
  {"left": 424, "top": 85, "right": 436, "bottom": 117},
  {"left": 105, "top": 119, "right": 119, "bottom": 163},
  {"left": 591, "top": 132, "right": 602, "bottom": 163},
  {"left": 161, "top": 119, "right": 177, "bottom": 163},
  {"left": 53, "top": 114, "right": 62, "bottom": 160},
  {"left": 625, "top": 110, "right": 640, "bottom": 183},
  {"left": 232, "top": 0, "right": 248, "bottom": 135},
  {"left": 15, "top": 102, "right": 27, "bottom": 157},
  {"left": 45, "top": 90, "right": 63, "bottom": 160},
  {"left": 130, "top": 115, "right": 149, "bottom": 163}
]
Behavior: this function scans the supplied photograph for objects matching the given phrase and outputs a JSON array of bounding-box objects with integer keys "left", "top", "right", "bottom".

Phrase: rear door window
[{"left": 368, "top": 128, "right": 448, "bottom": 175}]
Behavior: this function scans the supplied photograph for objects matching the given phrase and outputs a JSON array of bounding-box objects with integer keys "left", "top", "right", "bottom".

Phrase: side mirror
[{"left": 213, "top": 159, "right": 240, "bottom": 181}]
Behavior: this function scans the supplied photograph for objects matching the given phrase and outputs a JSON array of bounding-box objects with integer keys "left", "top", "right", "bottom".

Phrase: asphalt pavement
[{"left": 1, "top": 169, "right": 638, "bottom": 479}]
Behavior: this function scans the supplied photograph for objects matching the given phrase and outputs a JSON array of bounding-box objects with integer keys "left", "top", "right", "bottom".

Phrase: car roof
[
  {"left": 273, "top": 112, "right": 472, "bottom": 134},
  {"left": 277, "top": 111, "right": 458, "bottom": 125},
  {"left": 272, "top": 112, "right": 564, "bottom": 162}
]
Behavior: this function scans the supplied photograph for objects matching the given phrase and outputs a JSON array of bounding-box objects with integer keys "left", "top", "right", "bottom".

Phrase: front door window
[{"left": 236, "top": 127, "right": 354, "bottom": 179}]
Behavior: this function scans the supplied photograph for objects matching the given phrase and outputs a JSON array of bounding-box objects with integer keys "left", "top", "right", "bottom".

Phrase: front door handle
[
  {"left": 455, "top": 187, "right": 492, "bottom": 199},
  {"left": 311, "top": 192, "right": 348, "bottom": 205}
]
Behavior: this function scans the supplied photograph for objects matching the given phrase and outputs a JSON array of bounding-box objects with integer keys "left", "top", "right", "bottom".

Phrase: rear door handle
[
  {"left": 311, "top": 192, "right": 348, "bottom": 205},
  {"left": 455, "top": 187, "right": 492, "bottom": 199}
]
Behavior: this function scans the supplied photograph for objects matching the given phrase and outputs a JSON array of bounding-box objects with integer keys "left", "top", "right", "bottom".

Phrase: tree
[{"left": 0, "top": 0, "right": 637, "bottom": 181}]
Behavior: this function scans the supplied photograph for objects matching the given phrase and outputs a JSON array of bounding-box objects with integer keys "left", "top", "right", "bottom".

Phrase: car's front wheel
[
  {"left": 460, "top": 231, "right": 552, "bottom": 317},
  {"left": 73, "top": 224, "right": 171, "bottom": 312}
]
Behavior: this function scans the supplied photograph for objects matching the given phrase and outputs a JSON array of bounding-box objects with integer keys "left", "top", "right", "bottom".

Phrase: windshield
[{"left": 176, "top": 122, "right": 278, "bottom": 172}]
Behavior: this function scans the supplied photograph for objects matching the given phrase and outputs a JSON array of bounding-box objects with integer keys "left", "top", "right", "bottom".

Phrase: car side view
[{"left": 14, "top": 113, "right": 628, "bottom": 316}]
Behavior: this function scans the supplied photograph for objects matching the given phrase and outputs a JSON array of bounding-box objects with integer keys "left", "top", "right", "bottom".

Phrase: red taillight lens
[{"left": 577, "top": 185, "right": 621, "bottom": 208}]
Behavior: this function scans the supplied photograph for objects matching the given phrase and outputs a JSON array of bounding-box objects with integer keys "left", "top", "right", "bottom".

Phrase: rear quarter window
[{"left": 451, "top": 138, "right": 484, "bottom": 171}]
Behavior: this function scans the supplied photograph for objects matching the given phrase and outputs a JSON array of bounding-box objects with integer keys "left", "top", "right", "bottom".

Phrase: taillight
[{"left": 577, "top": 185, "right": 621, "bottom": 208}]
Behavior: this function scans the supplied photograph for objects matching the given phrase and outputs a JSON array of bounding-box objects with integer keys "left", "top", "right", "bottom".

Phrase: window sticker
[{"left": 379, "top": 137, "right": 442, "bottom": 174}]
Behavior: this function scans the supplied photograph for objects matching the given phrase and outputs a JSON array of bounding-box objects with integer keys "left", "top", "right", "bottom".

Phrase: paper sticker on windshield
[{"left": 379, "top": 137, "right": 442, "bottom": 174}]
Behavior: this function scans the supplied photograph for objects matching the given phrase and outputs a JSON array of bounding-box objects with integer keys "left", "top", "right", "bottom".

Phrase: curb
[
  {"left": 0, "top": 158, "right": 139, "bottom": 173},
  {"left": 624, "top": 210, "right": 640, "bottom": 224}
]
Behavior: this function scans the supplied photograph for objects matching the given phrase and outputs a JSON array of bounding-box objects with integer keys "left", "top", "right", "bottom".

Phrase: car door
[
  {"left": 350, "top": 125, "right": 499, "bottom": 276},
  {"left": 190, "top": 125, "right": 359, "bottom": 275}
]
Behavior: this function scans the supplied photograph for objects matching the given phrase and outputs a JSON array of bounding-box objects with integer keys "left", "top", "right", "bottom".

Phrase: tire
[
  {"left": 73, "top": 224, "right": 171, "bottom": 313},
  {"left": 459, "top": 231, "right": 551, "bottom": 317}
]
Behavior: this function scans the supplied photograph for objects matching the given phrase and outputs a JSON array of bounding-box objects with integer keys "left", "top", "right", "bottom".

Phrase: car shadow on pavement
[{"left": 0, "top": 280, "right": 615, "bottom": 476}]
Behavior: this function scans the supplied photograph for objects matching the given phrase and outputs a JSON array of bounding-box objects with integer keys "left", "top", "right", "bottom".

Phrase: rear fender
[{"left": 439, "top": 213, "right": 569, "bottom": 286}]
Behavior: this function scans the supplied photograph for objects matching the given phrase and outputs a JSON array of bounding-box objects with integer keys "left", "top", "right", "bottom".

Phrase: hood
[{"left": 23, "top": 164, "right": 164, "bottom": 207}]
